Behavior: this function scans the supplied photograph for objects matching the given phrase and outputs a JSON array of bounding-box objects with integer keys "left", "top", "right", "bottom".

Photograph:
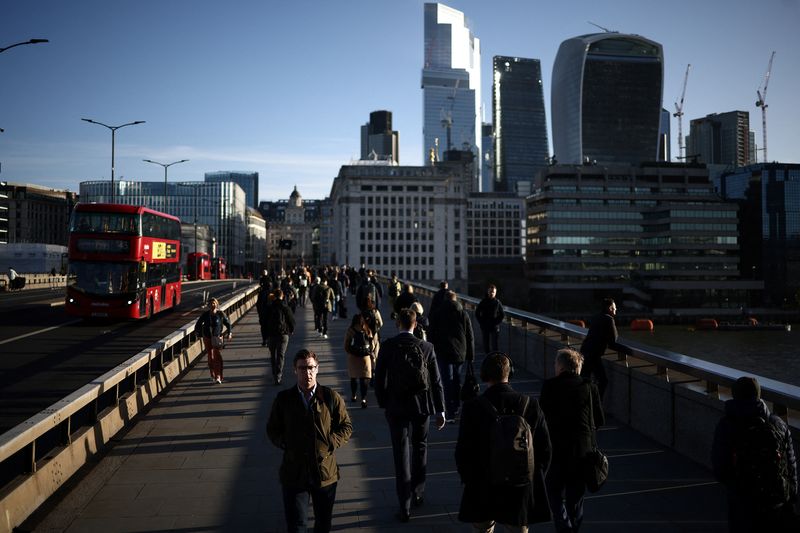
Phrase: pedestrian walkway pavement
[{"left": 27, "top": 293, "right": 728, "bottom": 532}]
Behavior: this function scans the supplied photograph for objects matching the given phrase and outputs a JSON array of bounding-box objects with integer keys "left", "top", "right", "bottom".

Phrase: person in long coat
[
  {"left": 343, "top": 314, "right": 379, "bottom": 408},
  {"left": 540, "top": 348, "right": 604, "bottom": 533},
  {"left": 455, "top": 352, "right": 552, "bottom": 531}
]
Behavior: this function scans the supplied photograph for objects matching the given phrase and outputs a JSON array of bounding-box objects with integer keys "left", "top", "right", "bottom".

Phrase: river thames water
[{"left": 622, "top": 324, "right": 800, "bottom": 387}]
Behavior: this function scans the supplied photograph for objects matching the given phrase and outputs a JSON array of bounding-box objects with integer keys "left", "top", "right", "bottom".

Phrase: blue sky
[{"left": 1, "top": 0, "right": 798, "bottom": 201}]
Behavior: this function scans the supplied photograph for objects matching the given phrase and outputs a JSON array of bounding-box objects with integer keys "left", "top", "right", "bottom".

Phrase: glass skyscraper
[
  {"left": 422, "top": 3, "right": 482, "bottom": 189},
  {"left": 551, "top": 33, "right": 663, "bottom": 165},
  {"left": 492, "top": 56, "right": 549, "bottom": 194},
  {"left": 687, "top": 111, "right": 753, "bottom": 168},
  {"left": 204, "top": 171, "right": 259, "bottom": 209}
]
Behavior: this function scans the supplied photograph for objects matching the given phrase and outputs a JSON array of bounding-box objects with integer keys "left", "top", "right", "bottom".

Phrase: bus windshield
[
  {"left": 70, "top": 212, "right": 139, "bottom": 235},
  {"left": 67, "top": 261, "right": 140, "bottom": 295}
]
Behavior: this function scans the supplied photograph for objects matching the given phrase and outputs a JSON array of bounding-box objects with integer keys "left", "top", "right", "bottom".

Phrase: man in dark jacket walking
[
  {"left": 540, "top": 348, "right": 604, "bottom": 533},
  {"left": 265, "top": 289, "right": 296, "bottom": 385},
  {"left": 428, "top": 290, "right": 474, "bottom": 421},
  {"left": 375, "top": 308, "right": 446, "bottom": 523},
  {"left": 428, "top": 280, "right": 448, "bottom": 319},
  {"left": 393, "top": 284, "right": 419, "bottom": 316},
  {"left": 580, "top": 298, "right": 631, "bottom": 398},
  {"left": 455, "top": 352, "right": 552, "bottom": 531},
  {"left": 475, "top": 284, "right": 505, "bottom": 354},
  {"left": 266, "top": 349, "right": 353, "bottom": 533},
  {"left": 711, "top": 376, "right": 798, "bottom": 533}
]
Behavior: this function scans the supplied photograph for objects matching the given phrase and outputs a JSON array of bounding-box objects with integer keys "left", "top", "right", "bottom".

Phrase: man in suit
[
  {"left": 540, "top": 348, "right": 604, "bottom": 533},
  {"left": 455, "top": 352, "right": 552, "bottom": 532},
  {"left": 266, "top": 349, "right": 353, "bottom": 533},
  {"left": 375, "top": 308, "right": 446, "bottom": 523},
  {"left": 580, "top": 298, "right": 631, "bottom": 398}
]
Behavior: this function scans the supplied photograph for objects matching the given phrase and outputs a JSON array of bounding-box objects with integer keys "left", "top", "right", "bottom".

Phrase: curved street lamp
[
  {"left": 81, "top": 118, "right": 145, "bottom": 203},
  {"left": 0, "top": 39, "right": 49, "bottom": 54},
  {"left": 143, "top": 158, "right": 190, "bottom": 200}
]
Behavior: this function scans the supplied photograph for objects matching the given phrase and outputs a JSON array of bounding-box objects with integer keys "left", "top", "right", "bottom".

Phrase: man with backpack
[
  {"left": 374, "top": 308, "right": 446, "bottom": 523},
  {"left": 712, "top": 376, "right": 798, "bottom": 532},
  {"left": 265, "top": 289, "right": 296, "bottom": 385},
  {"left": 455, "top": 352, "right": 552, "bottom": 532}
]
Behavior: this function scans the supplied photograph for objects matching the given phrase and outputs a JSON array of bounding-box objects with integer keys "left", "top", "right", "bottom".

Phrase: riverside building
[
  {"left": 329, "top": 161, "right": 468, "bottom": 287},
  {"left": 525, "top": 163, "right": 761, "bottom": 314}
]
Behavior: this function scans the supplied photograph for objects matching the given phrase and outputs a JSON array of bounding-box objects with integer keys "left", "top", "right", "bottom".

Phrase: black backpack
[
  {"left": 275, "top": 304, "right": 290, "bottom": 335},
  {"left": 732, "top": 415, "right": 791, "bottom": 509},
  {"left": 391, "top": 339, "right": 429, "bottom": 397},
  {"left": 479, "top": 395, "right": 535, "bottom": 487},
  {"left": 349, "top": 330, "right": 371, "bottom": 358}
]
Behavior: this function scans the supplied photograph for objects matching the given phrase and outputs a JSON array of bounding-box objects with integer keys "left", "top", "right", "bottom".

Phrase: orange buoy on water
[
  {"left": 567, "top": 319, "right": 586, "bottom": 328},
  {"left": 630, "top": 318, "right": 654, "bottom": 332},
  {"left": 695, "top": 318, "right": 719, "bottom": 330}
]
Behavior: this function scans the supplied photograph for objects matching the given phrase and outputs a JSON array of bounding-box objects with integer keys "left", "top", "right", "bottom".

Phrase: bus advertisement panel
[{"left": 66, "top": 203, "right": 182, "bottom": 319}]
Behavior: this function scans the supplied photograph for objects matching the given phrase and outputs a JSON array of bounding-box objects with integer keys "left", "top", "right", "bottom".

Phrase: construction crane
[
  {"left": 673, "top": 64, "right": 691, "bottom": 161},
  {"left": 440, "top": 78, "right": 460, "bottom": 153},
  {"left": 755, "top": 51, "right": 776, "bottom": 163}
]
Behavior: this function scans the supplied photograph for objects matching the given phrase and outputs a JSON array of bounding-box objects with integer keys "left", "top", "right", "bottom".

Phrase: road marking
[
  {"left": 0, "top": 319, "right": 82, "bottom": 345},
  {"left": 586, "top": 481, "right": 718, "bottom": 500}
]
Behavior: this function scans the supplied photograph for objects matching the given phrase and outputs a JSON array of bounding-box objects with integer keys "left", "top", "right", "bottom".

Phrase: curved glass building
[{"left": 552, "top": 33, "right": 663, "bottom": 166}]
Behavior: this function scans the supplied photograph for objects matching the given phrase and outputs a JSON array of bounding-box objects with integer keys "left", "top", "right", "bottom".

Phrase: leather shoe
[
  {"left": 396, "top": 510, "right": 410, "bottom": 523},
  {"left": 412, "top": 494, "right": 424, "bottom": 507}
]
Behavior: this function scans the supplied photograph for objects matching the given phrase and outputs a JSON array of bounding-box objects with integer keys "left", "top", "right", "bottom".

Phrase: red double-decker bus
[
  {"left": 65, "top": 203, "right": 182, "bottom": 319},
  {"left": 212, "top": 257, "right": 227, "bottom": 280},
  {"left": 187, "top": 252, "right": 211, "bottom": 281}
]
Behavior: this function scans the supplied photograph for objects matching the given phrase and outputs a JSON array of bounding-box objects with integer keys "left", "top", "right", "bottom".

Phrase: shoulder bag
[{"left": 583, "top": 383, "right": 609, "bottom": 492}]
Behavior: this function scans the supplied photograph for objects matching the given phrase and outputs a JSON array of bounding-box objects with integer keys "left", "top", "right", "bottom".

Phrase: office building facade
[
  {"left": 551, "top": 33, "right": 663, "bottom": 166},
  {"left": 687, "top": 111, "right": 753, "bottom": 168},
  {"left": 79, "top": 180, "right": 248, "bottom": 275},
  {"left": 492, "top": 56, "right": 549, "bottom": 194},
  {"left": 422, "top": 2, "right": 482, "bottom": 189},
  {"left": 0, "top": 182, "right": 77, "bottom": 246},
  {"left": 361, "top": 110, "right": 399, "bottom": 163},
  {"left": 526, "top": 163, "right": 759, "bottom": 313},
  {"left": 330, "top": 161, "right": 468, "bottom": 286},
  {"left": 659, "top": 108, "right": 671, "bottom": 161},
  {"left": 718, "top": 163, "right": 800, "bottom": 306},
  {"left": 204, "top": 171, "right": 259, "bottom": 209}
]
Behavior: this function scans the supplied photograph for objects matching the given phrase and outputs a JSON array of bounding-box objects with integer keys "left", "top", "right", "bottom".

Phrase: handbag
[
  {"left": 460, "top": 362, "right": 480, "bottom": 401},
  {"left": 583, "top": 382, "right": 609, "bottom": 493},
  {"left": 211, "top": 336, "right": 225, "bottom": 349}
]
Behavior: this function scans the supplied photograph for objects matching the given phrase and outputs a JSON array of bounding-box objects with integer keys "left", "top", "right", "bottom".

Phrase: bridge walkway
[{"left": 27, "top": 293, "right": 728, "bottom": 532}]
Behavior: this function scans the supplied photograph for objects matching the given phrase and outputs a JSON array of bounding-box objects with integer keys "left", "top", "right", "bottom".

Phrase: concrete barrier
[{"left": 0, "top": 284, "right": 259, "bottom": 533}]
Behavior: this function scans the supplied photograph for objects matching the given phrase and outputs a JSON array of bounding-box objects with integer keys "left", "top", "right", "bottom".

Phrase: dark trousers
[
  {"left": 546, "top": 461, "right": 586, "bottom": 532},
  {"left": 580, "top": 353, "right": 608, "bottom": 398},
  {"left": 438, "top": 360, "right": 463, "bottom": 418},
  {"left": 314, "top": 310, "right": 329, "bottom": 335},
  {"left": 481, "top": 326, "right": 500, "bottom": 354},
  {"left": 386, "top": 412, "right": 430, "bottom": 513},
  {"left": 350, "top": 378, "right": 368, "bottom": 400},
  {"left": 267, "top": 334, "right": 290, "bottom": 383},
  {"left": 281, "top": 482, "right": 337, "bottom": 533}
]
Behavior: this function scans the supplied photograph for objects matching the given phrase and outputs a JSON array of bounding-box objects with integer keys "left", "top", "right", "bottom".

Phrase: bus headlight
[
  {"left": 68, "top": 298, "right": 75, "bottom": 304},
  {"left": 127, "top": 300, "right": 134, "bottom": 305}
]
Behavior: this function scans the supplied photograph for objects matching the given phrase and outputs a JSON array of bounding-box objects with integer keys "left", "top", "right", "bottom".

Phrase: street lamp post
[
  {"left": 81, "top": 118, "right": 145, "bottom": 203},
  {"left": 0, "top": 39, "right": 49, "bottom": 54},
  {"left": 143, "top": 158, "right": 189, "bottom": 209}
]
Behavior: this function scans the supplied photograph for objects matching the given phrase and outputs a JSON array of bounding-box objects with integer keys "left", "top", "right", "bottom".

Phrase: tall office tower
[
  {"left": 492, "top": 56, "right": 549, "bottom": 194},
  {"left": 551, "top": 33, "right": 663, "bottom": 165},
  {"left": 687, "top": 111, "right": 752, "bottom": 168},
  {"left": 204, "top": 171, "right": 259, "bottom": 209},
  {"left": 422, "top": 3, "right": 482, "bottom": 189},
  {"left": 360, "top": 110, "right": 399, "bottom": 163},
  {"left": 481, "top": 123, "right": 494, "bottom": 192},
  {"left": 658, "top": 108, "right": 671, "bottom": 161}
]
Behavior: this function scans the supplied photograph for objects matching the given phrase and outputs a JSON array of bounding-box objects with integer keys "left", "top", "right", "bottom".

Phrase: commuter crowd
[{"left": 199, "top": 265, "right": 798, "bottom": 533}]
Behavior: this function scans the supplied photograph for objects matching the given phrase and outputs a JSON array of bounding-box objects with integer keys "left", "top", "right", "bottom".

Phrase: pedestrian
[
  {"left": 711, "top": 376, "right": 798, "bottom": 533},
  {"left": 475, "top": 284, "right": 505, "bottom": 354},
  {"left": 428, "top": 290, "right": 474, "bottom": 422},
  {"left": 298, "top": 272, "right": 309, "bottom": 307},
  {"left": 455, "top": 352, "right": 552, "bottom": 532},
  {"left": 329, "top": 274, "right": 342, "bottom": 321},
  {"left": 195, "top": 297, "right": 232, "bottom": 384},
  {"left": 428, "top": 280, "right": 449, "bottom": 320},
  {"left": 362, "top": 296, "right": 384, "bottom": 378},
  {"left": 410, "top": 302, "right": 428, "bottom": 342},
  {"left": 256, "top": 285, "right": 273, "bottom": 346},
  {"left": 313, "top": 278, "right": 334, "bottom": 338},
  {"left": 265, "top": 289, "right": 296, "bottom": 385},
  {"left": 356, "top": 272, "right": 381, "bottom": 313},
  {"left": 387, "top": 272, "right": 402, "bottom": 312},
  {"left": 539, "top": 348, "right": 604, "bottom": 533},
  {"left": 344, "top": 314, "right": 378, "bottom": 408},
  {"left": 374, "top": 308, "right": 446, "bottom": 522},
  {"left": 394, "top": 284, "right": 419, "bottom": 318},
  {"left": 579, "top": 298, "right": 631, "bottom": 398},
  {"left": 266, "top": 349, "right": 353, "bottom": 533}
]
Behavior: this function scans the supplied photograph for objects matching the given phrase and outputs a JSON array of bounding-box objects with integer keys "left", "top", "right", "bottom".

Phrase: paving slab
[{"left": 28, "top": 292, "right": 728, "bottom": 532}]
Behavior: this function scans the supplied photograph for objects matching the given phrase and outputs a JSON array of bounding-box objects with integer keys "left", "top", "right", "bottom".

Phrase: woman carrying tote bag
[{"left": 195, "top": 297, "right": 232, "bottom": 384}]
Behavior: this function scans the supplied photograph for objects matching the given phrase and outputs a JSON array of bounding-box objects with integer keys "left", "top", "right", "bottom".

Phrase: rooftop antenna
[
  {"left": 587, "top": 21, "right": 614, "bottom": 33},
  {"left": 755, "top": 51, "right": 776, "bottom": 163},
  {"left": 673, "top": 64, "right": 691, "bottom": 161}
]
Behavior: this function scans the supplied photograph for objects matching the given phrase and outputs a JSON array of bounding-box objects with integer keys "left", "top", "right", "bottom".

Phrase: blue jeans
[
  {"left": 281, "top": 482, "right": 337, "bottom": 533},
  {"left": 438, "top": 360, "right": 463, "bottom": 419}
]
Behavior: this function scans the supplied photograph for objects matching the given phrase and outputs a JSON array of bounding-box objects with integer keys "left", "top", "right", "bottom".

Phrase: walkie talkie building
[{"left": 551, "top": 33, "right": 663, "bottom": 166}]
